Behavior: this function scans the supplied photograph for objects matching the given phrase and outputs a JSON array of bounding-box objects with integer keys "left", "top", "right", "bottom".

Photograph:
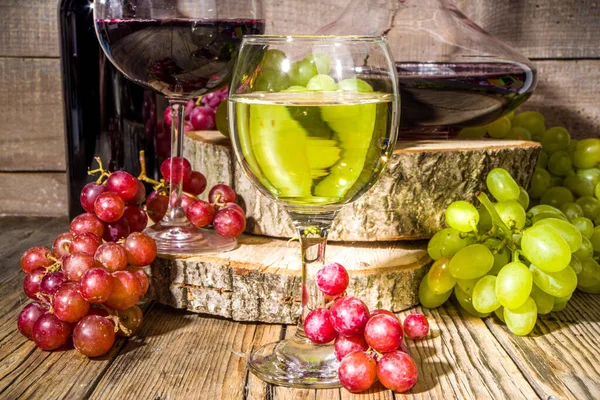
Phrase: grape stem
[
  {"left": 476, "top": 193, "right": 512, "bottom": 236},
  {"left": 137, "top": 151, "right": 167, "bottom": 191},
  {"left": 98, "top": 304, "right": 133, "bottom": 336},
  {"left": 512, "top": 249, "right": 523, "bottom": 263},
  {"left": 87, "top": 157, "right": 112, "bottom": 184}
]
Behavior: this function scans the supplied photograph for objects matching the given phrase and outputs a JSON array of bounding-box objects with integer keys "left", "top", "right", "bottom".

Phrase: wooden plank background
[{"left": 0, "top": 0, "right": 599, "bottom": 216}]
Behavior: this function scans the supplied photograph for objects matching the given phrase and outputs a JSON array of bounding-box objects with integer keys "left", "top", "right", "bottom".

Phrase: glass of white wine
[{"left": 228, "top": 36, "right": 399, "bottom": 388}]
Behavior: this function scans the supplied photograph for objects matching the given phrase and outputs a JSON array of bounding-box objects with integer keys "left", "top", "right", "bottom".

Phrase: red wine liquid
[
  {"left": 397, "top": 62, "right": 537, "bottom": 138},
  {"left": 95, "top": 19, "right": 265, "bottom": 98}
]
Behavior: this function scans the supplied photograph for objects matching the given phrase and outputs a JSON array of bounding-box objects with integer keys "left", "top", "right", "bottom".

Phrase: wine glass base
[
  {"left": 247, "top": 335, "right": 340, "bottom": 389},
  {"left": 145, "top": 223, "right": 237, "bottom": 256}
]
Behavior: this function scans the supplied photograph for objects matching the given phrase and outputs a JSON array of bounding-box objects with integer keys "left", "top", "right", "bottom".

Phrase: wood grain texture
[
  {"left": 0, "top": 57, "right": 65, "bottom": 171},
  {"left": 0, "top": 173, "right": 68, "bottom": 217},
  {"left": 147, "top": 236, "right": 430, "bottom": 323}
]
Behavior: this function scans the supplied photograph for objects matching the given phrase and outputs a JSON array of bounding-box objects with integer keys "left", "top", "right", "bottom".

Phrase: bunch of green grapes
[{"left": 419, "top": 167, "right": 598, "bottom": 336}]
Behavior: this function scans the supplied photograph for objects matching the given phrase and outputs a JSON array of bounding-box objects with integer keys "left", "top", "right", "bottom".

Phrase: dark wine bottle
[{"left": 58, "top": 0, "right": 160, "bottom": 218}]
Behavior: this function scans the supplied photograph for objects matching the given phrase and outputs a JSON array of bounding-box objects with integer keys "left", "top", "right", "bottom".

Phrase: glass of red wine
[{"left": 93, "top": 0, "right": 265, "bottom": 255}]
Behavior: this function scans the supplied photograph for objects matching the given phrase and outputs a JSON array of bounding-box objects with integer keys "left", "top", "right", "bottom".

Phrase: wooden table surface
[{"left": 1, "top": 217, "right": 599, "bottom": 400}]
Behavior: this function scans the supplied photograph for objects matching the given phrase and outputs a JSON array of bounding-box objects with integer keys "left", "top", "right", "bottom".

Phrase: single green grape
[
  {"left": 456, "top": 278, "right": 480, "bottom": 295},
  {"left": 445, "top": 201, "right": 479, "bottom": 232},
  {"left": 504, "top": 297, "right": 537, "bottom": 336},
  {"left": 427, "top": 256, "right": 456, "bottom": 295},
  {"left": 495, "top": 200, "right": 526, "bottom": 229},
  {"left": 574, "top": 236, "right": 594, "bottom": 260},
  {"left": 472, "top": 275, "right": 501, "bottom": 313},
  {"left": 261, "top": 49, "right": 287, "bottom": 71},
  {"left": 534, "top": 218, "right": 582, "bottom": 253},
  {"left": 477, "top": 205, "right": 493, "bottom": 232},
  {"left": 575, "top": 196, "right": 600, "bottom": 220},
  {"left": 517, "top": 187, "right": 530, "bottom": 210},
  {"left": 541, "top": 126, "right": 571, "bottom": 154},
  {"left": 458, "top": 126, "right": 486, "bottom": 138},
  {"left": 529, "top": 168, "right": 552, "bottom": 199},
  {"left": 571, "top": 217, "right": 594, "bottom": 239},
  {"left": 552, "top": 299, "right": 569, "bottom": 312},
  {"left": 521, "top": 225, "right": 571, "bottom": 272},
  {"left": 530, "top": 264, "right": 577, "bottom": 297},
  {"left": 303, "top": 53, "right": 332, "bottom": 75},
  {"left": 489, "top": 247, "right": 510, "bottom": 276},
  {"left": 306, "top": 74, "right": 337, "bottom": 91},
  {"left": 288, "top": 59, "right": 317, "bottom": 86},
  {"left": 337, "top": 78, "right": 373, "bottom": 92},
  {"left": 215, "top": 101, "right": 229, "bottom": 137},
  {"left": 590, "top": 226, "right": 600, "bottom": 252},
  {"left": 576, "top": 167, "right": 600, "bottom": 187},
  {"left": 536, "top": 151, "right": 549, "bottom": 170},
  {"left": 547, "top": 151, "right": 573, "bottom": 176},
  {"left": 562, "top": 176, "right": 595, "bottom": 198},
  {"left": 486, "top": 168, "right": 520, "bottom": 202},
  {"left": 512, "top": 111, "right": 545, "bottom": 137},
  {"left": 572, "top": 138, "right": 600, "bottom": 169},
  {"left": 539, "top": 186, "right": 575, "bottom": 208},
  {"left": 454, "top": 285, "right": 491, "bottom": 318},
  {"left": 578, "top": 259, "right": 600, "bottom": 288},
  {"left": 569, "top": 254, "right": 583, "bottom": 275},
  {"left": 485, "top": 117, "right": 511, "bottom": 139},
  {"left": 529, "top": 284, "right": 555, "bottom": 315},
  {"left": 419, "top": 274, "right": 452, "bottom": 308},
  {"left": 560, "top": 202, "right": 584, "bottom": 221},
  {"left": 578, "top": 282, "right": 600, "bottom": 294},
  {"left": 507, "top": 126, "right": 532, "bottom": 141},
  {"left": 529, "top": 204, "right": 567, "bottom": 224},
  {"left": 494, "top": 306, "right": 506, "bottom": 323},
  {"left": 531, "top": 211, "right": 568, "bottom": 224},
  {"left": 254, "top": 68, "right": 291, "bottom": 92},
  {"left": 449, "top": 244, "right": 494, "bottom": 280},
  {"left": 427, "top": 228, "right": 469, "bottom": 260},
  {"left": 495, "top": 262, "right": 533, "bottom": 309},
  {"left": 555, "top": 293, "right": 572, "bottom": 304}
]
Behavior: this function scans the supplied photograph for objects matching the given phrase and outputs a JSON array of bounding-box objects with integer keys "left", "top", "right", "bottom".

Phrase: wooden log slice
[
  {"left": 146, "top": 235, "right": 430, "bottom": 324},
  {"left": 184, "top": 132, "right": 541, "bottom": 241}
]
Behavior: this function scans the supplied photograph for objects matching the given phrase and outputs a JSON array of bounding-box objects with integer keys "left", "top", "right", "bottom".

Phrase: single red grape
[
  {"left": 116, "top": 305, "right": 144, "bottom": 337},
  {"left": 184, "top": 99, "right": 195, "bottom": 118},
  {"left": 32, "top": 312, "right": 72, "bottom": 351},
  {"left": 213, "top": 206, "right": 246, "bottom": 238},
  {"left": 170, "top": 192, "right": 197, "bottom": 212},
  {"left": 39, "top": 271, "right": 68, "bottom": 296},
  {"left": 122, "top": 205, "right": 148, "bottom": 233},
  {"left": 371, "top": 309, "right": 398, "bottom": 319},
  {"left": 338, "top": 351, "right": 377, "bottom": 393},
  {"left": 208, "top": 184, "right": 236, "bottom": 206},
  {"left": 106, "top": 171, "right": 139, "bottom": 202},
  {"left": 73, "top": 315, "right": 116, "bottom": 357},
  {"left": 129, "top": 179, "right": 147, "bottom": 204},
  {"left": 190, "top": 106, "right": 216, "bottom": 130},
  {"left": 53, "top": 282, "right": 91, "bottom": 323},
  {"left": 94, "top": 242, "right": 128, "bottom": 272},
  {"left": 186, "top": 200, "right": 215, "bottom": 228},
  {"left": 17, "top": 302, "right": 47, "bottom": 340},
  {"left": 146, "top": 190, "right": 168, "bottom": 223},
  {"left": 364, "top": 314, "right": 404, "bottom": 353},
  {"left": 23, "top": 267, "right": 46, "bottom": 299},
  {"left": 52, "top": 232, "right": 74, "bottom": 258},
  {"left": 330, "top": 296, "right": 370, "bottom": 337},
  {"left": 70, "top": 213, "right": 105, "bottom": 238},
  {"left": 304, "top": 308, "right": 338, "bottom": 344},
  {"left": 80, "top": 182, "right": 106, "bottom": 213},
  {"left": 126, "top": 267, "right": 149, "bottom": 296},
  {"left": 94, "top": 192, "right": 125, "bottom": 223},
  {"left": 333, "top": 335, "right": 369, "bottom": 361},
  {"left": 403, "top": 313, "right": 429, "bottom": 340},
  {"left": 222, "top": 202, "right": 244, "bottom": 214},
  {"left": 20, "top": 246, "right": 53, "bottom": 274},
  {"left": 202, "top": 91, "right": 223, "bottom": 109},
  {"left": 103, "top": 217, "right": 130, "bottom": 242},
  {"left": 124, "top": 232, "right": 157, "bottom": 266},
  {"left": 62, "top": 252, "right": 98, "bottom": 282},
  {"left": 160, "top": 157, "right": 192, "bottom": 185},
  {"left": 80, "top": 268, "right": 114, "bottom": 303},
  {"left": 316, "top": 262, "right": 349, "bottom": 296},
  {"left": 70, "top": 232, "right": 102, "bottom": 256},
  {"left": 183, "top": 171, "right": 207, "bottom": 195},
  {"left": 376, "top": 351, "right": 418, "bottom": 393},
  {"left": 105, "top": 271, "right": 142, "bottom": 310}
]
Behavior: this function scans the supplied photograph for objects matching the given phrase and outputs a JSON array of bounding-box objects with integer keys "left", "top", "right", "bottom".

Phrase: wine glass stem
[
  {"left": 290, "top": 211, "right": 337, "bottom": 340},
  {"left": 162, "top": 98, "right": 188, "bottom": 227}
]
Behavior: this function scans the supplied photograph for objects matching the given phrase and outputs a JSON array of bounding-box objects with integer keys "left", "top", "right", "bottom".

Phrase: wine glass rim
[{"left": 242, "top": 35, "right": 386, "bottom": 43}]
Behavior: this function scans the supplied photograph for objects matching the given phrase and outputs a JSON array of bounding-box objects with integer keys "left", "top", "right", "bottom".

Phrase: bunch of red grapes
[
  {"left": 17, "top": 171, "right": 157, "bottom": 357},
  {"left": 304, "top": 262, "right": 430, "bottom": 393},
  {"left": 147, "top": 156, "right": 246, "bottom": 238}
]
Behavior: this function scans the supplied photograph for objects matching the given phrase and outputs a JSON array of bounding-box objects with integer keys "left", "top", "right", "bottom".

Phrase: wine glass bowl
[
  {"left": 228, "top": 35, "right": 399, "bottom": 388},
  {"left": 93, "top": 0, "right": 264, "bottom": 255}
]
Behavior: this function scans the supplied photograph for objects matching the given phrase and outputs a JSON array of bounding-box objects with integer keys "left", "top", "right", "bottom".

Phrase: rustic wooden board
[
  {"left": 146, "top": 236, "right": 431, "bottom": 323},
  {"left": 186, "top": 132, "right": 541, "bottom": 241},
  {"left": 0, "top": 58, "right": 65, "bottom": 171},
  {"left": 0, "top": 173, "right": 67, "bottom": 217}
]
